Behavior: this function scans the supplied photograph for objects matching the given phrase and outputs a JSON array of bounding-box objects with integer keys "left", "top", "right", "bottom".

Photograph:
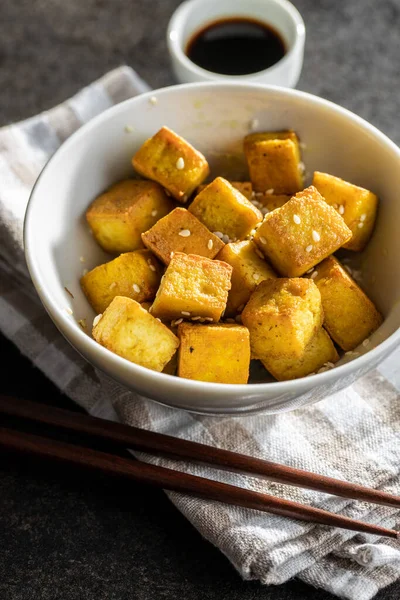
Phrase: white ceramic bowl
[
  {"left": 24, "top": 83, "right": 400, "bottom": 415},
  {"left": 167, "top": 0, "right": 305, "bottom": 87}
]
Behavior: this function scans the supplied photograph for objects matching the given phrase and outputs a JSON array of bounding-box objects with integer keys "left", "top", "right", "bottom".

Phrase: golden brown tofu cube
[
  {"left": 177, "top": 323, "right": 250, "bottom": 383},
  {"left": 311, "top": 256, "right": 383, "bottom": 351},
  {"left": 150, "top": 252, "right": 232, "bottom": 322},
  {"left": 254, "top": 186, "right": 352, "bottom": 277},
  {"left": 244, "top": 130, "right": 301, "bottom": 157},
  {"left": 244, "top": 131, "right": 303, "bottom": 194},
  {"left": 197, "top": 181, "right": 253, "bottom": 200},
  {"left": 241, "top": 278, "right": 323, "bottom": 360},
  {"left": 216, "top": 240, "right": 276, "bottom": 317},
  {"left": 93, "top": 297, "right": 179, "bottom": 372},
  {"left": 86, "top": 179, "right": 173, "bottom": 254},
  {"left": 132, "top": 126, "right": 209, "bottom": 202},
  {"left": 189, "top": 177, "right": 262, "bottom": 241},
  {"left": 312, "top": 171, "right": 378, "bottom": 252},
  {"left": 81, "top": 250, "right": 162, "bottom": 314},
  {"left": 142, "top": 207, "right": 224, "bottom": 265},
  {"left": 262, "top": 328, "right": 339, "bottom": 381},
  {"left": 254, "top": 192, "right": 291, "bottom": 213}
]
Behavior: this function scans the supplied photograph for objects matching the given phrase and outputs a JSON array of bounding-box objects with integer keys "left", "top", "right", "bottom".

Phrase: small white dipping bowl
[
  {"left": 167, "top": 0, "right": 305, "bottom": 87},
  {"left": 24, "top": 83, "right": 400, "bottom": 415}
]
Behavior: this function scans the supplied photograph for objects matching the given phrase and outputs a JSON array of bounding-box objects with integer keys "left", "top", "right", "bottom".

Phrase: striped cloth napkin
[{"left": 1, "top": 66, "right": 399, "bottom": 600}]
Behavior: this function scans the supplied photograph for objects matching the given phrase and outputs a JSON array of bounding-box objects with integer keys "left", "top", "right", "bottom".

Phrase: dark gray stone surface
[{"left": 0, "top": 0, "right": 399, "bottom": 598}]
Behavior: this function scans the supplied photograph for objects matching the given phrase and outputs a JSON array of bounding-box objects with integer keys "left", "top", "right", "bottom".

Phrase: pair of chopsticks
[{"left": 0, "top": 394, "right": 398, "bottom": 539}]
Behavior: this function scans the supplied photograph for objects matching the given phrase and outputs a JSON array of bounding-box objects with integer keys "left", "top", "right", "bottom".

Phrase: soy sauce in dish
[{"left": 186, "top": 17, "right": 286, "bottom": 76}]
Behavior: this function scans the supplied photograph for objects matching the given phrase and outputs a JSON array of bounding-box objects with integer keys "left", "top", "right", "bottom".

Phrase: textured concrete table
[{"left": 1, "top": 1, "right": 399, "bottom": 598}]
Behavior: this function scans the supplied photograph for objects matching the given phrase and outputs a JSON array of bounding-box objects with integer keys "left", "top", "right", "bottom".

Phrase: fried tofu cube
[
  {"left": 197, "top": 181, "right": 253, "bottom": 200},
  {"left": 189, "top": 177, "right": 262, "bottom": 241},
  {"left": 150, "top": 253, "right": 232, "bottom": 322},
  {"left": 255, "top": 192, "right": 290, "bottom": 212},
  {"left": 141, "top": 207, "right": 224, "bottom": 265},
  {"left": 254, "top": 186, "right": 352, "bottom": 276},
  {"left": 244, "top": 131, "right": 303, "bottom": 194},
  {"left": 312, "top": 171, "right": 379, "bottom": 252},
  {"left": 216, "top": 241, "right": 276, "bottom": 317},
  {"left": 244, "top": 130, "right": 301, "bottom": 156},
  {"left": 311, "top": 256, "right": 383, "bottom": 351},
  {"left": 241, "top": 278, "right": 323, "bottom": 360},
  {"left": 93, "top": 297, "right": 179, "bottom": 372},
  {"left": 86, "top": 179, "right": 174, "bottom": 254},
  {"left": 263, "top": 328, "right": 339, "bottom": 381},
  {"left": 81, "top": 250, "right": 162, "bottom": 314},
  {"left": 177, "top": 323, "right": 250, "bottom": 383},
  {"left": 132, "top": 126, "right": 209, "bottom": 202}
]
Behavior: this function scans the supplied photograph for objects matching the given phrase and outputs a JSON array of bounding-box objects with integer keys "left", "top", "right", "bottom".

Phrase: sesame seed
[
  {"left": 222, "top": 234, "right": 230, "bottom": 244},
  {"left": 149, "top": 96, "right": 157, "bottom": 105},
  {"left": 165, "top": 189, "right": 171, "bottom": 197},
  {"left": 78, "top": 319, "right": 87, "bottom": 329},
  {"left": 181, "top": 311, "right": 191, "bottom": 316},
  {"left": 207, "top": 239, "right": 213, "bottom": 250},
  {"left": 293, "top": 214, "right": 301, "bottom": 224},
  {"left": 170, "top": 252, "right": 174, "bottom": 258},
  {"left": 305, "top": 245, "right": 313, "bottom": 253},
  {"left": 298, "top": 161, "right": 305, "bottom": 173},
  {"left": 178, "top": 229, "right": 191, "bottom": 237},
  {"left": 133, "top": 284, "right": 141, "bottom": 293},
  {"left": 311, "top": 271, "right": 318, "bottom": 279},
  {"left": 225, "top": 318, "right": 236, "bottom": 324},
  {"left": 235, "top": 315, "right": 243, "bottom": 324},
  {"left": 191, "top": 316, "right": 201, "bottom": 321},
  {"left": 93, "top": 314, "right": 102, "bottom": 327},
  {"left": 65, "top": 307, "right": 73, "bottom": 315},
  {"left": 358, "top": 222, "right": 364, "bottom": 229},
  {"left": 265, "top": 188, "right": 274, "bottom": 195},
  {"left": 213, "top": 231, "right": 224, "bottom": 239},
  {"left": 299, "top": 141, "right": 307, "bottom": 150},
  {"left": 82, "top": 269, "right": 88, "bottom": 276},
  {"left": 253, "top": 273, "right": 260, "bottom": 281},
  {"left": 182, "top": 194, "right": 188, "bottom": 202},
  {"left": 261, "top": 207, "right": 270, "bottom": 215},
  {"left": 254, "top": 192, "right": 264, "bottom": 197},
  {"left": 362, "top": 338, "right": 370, "bottom": 347},
  {"left": 174, "top": 318, "right": 183, "bottom": 326},
  {"left": 312, "top": 230, "right": 321, "bottom": 242},
  {"left": 259, "top": 236, "right": 267, "bottom": 245},
  {"left": 251, "top": 200, "right": 261, "bottom": 207},
  {"left": 306, "top": 267, "right": 314, "bottom": 274},
  {"left": 176, "top": 157, "right": 185, "bottom": 170},
  {"left": 325, "top": 362, "right": 335, "bottom": 368},
  {"left": 255, "top": 248, "right": 264, "bottom": 259},
  {"left": 360, "top": 213, "right": 367, "bottom": 222},
  {"left": 151, "top": 210, "right": 158, "bottom": 217},
  {"left": 109, "top": 282, "right": 117, "bottom": 290},
  {"left": 124, "top": 125, "right": 134, "bottom": 133},
  {"left": 204, "top": 317, "right": 213, "bottom": 322},
  {"left": 79, "top": 256, "right": 85, "bottom": 263},
  {"left": 338, "top": 205, "right": 345, "bottom": 215},
  {"left": 237, "top": 304, "right": 245, "bottom": 313},
  {"left": 333, "top": 203, "right": 338, "bottom": 209},
  {"left": 155, "top": 318, "right": 161, "bottom": 322},
  {"left": 317, "top": 366, "right": 329, "bottom": 373},
  {"left": 249, "top": 118, "right": 259, "bottom": 130}
]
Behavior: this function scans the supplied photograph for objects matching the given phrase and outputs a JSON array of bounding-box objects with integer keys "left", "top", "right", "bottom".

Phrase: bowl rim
[
  {"left": 24, "top": 81, "right": 400, "bottom": 402},
  {"left": 166, "top": 0, "right": 306, "bottom": 81}
]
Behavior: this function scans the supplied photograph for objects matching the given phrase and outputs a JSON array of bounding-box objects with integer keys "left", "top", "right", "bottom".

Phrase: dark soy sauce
[{"left": 186, "top": 17, "right": 286, "bottom": 76}]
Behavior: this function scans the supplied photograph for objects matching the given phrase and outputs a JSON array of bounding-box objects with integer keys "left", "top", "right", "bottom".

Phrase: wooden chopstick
[
  {"left": 0, "top": 426, "right": 398, "bottom": 539},
  {"left": 1, "top": 394, "right": 399, "bottom": 509}
]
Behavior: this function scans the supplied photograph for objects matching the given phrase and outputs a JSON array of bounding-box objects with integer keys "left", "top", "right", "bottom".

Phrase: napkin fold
[{"left": 1, "top": 66, "right": 399, "bottom": 600}]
